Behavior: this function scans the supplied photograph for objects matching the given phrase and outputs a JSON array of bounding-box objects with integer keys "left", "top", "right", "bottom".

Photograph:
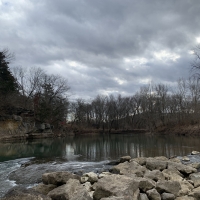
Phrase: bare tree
[
  {"left": 191, "top": 45, "right": 200, "bottom": 77},
  {"left": 12, "top": 66, "right": 70, "bottom": 125}
]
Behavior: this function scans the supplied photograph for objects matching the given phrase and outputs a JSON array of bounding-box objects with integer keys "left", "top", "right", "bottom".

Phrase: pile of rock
[{"left": 3, "top": 155, "right": 200, "bottom": 200}]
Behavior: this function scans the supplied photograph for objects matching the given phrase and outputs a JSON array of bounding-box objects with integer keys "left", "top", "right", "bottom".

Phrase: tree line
[
  {"left": 69, "top": 78, "right": 200, "bottom": 132},
  {"left": 1, "top": 47, "right": 200, "bottom": 132},
  {"left": 69, "top": 45, "right": 200, "bottom": 132}
]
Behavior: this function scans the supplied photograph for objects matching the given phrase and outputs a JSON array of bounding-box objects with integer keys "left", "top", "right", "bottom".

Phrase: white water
[
  {"left": 0, "top": 157, "right": 33, "bottom": 198},
  {"left": 0, "top": 157, "right": 109, "bottom": 198}
]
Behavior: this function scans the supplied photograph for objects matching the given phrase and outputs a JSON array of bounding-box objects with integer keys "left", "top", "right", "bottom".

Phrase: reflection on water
[{"left": 1, "top": 134, "right": 200, "bottom": 162}]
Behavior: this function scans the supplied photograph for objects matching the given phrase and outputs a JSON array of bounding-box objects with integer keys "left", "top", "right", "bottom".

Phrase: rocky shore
[
  {"left": 2, "top": 153, "right": 200, "bottom": 200},
  {"left": 0, "top": 115, "right": 56, "bottom": 142}
]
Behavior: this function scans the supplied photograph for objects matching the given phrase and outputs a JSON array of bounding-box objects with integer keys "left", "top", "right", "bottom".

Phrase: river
[{"left": 1, "top": 133, "right": 200, "bottom": 197}]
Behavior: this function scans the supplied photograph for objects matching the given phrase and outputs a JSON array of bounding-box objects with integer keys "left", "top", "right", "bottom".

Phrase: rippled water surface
[{"left": 1, "top": 133, "right": 200, "bottom": 197}]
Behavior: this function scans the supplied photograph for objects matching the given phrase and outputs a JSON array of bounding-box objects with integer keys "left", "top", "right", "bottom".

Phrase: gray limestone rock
[
  {"left": 138, "top": 178, "right": 156, "bottom": 192},
  {"left": 132, "top": 157, "right": 147, "bottom": 166},
  {"left": 167, "top": 161, "right": 197, "bottom": 175},
  {"left": 144, "top": 170, "right": 165, "bottom": 181},
  {"left": 2, "top": 186, "right": 51, "bottom": 200},
  {"left": 146, "top": 188, "right": 161, "bottom": 200},
  {"left": 139, "top": 193, "right": 149, "bottom": 200},
  {"left": 162, "top": 169, "right": 183, "bottom": 182},
  {"left": 93, "top": 174, "right": 140, "bottom": 200},
  {"left": 191, "top": 151, "right": 200, "bottom": 155},
  {"left": 156, "top": 180, "right": 181, "bottom": 196},
  {"left": 146, "top": 158, "right": 167, "bottom": 171},
  {"left": 82, "top": 172, "right": 98, "bottom": 183},
  {"left": 161, "top": 192, "right": 175, "bottom": 200},
  {"left": 32, "top": 183, "right": 56, "bottom": 195},
  {"left": 178, "top": 180, "right": 194, "bottom": 196},
  {"left": 188, "top": 186, "right": 200, "bottom": 199},
  {"left": 189, "top": 172, "right": 200, "bottom": 188},
  {"left": 120, "top": 156, "right": 131, "bottom": 163},
  {"left": 47, "top": 179, "right": 92, "bottom": 200},
  {"left": 42, "top": 171, "right": 80, "bottom": 186},
  {"left": 182, "top": 156, "right": 190, "bottom": 162},
  {"left": 111, "top": 161, "right": 146, "bottom": 177}
]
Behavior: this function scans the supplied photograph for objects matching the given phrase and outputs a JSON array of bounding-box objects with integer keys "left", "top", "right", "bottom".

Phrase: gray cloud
[{"left": 1, "top": 0, "right": 200, "bottom": 99}]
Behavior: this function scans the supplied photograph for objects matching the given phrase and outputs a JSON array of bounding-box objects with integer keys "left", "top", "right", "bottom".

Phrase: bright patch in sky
[
  {"left": 154, "top": 50, "right": 180, "bottom": 62},
  {"left": 114, "top": 77, "right": 126, "bottom": 85},
  {"left": 196, "top": 37, "right": 200, "bottom": 43},
  {"left": 99, "top": 89, "right": 119, "bottom": 96},
  {"left": 139, "top": 78, "right": 152, "bottom": 84},
  {"left": 68, "top": 60, "right": 86, "bottom": 70},
  {"left": 68, "top": 61, "right": 78, "bottom": 67},
  {"left": 124, "top": 57, "right": 148, "bottom": 65},
  {"left": 188, "top": 50, "right": 194, "bottom": 55}
]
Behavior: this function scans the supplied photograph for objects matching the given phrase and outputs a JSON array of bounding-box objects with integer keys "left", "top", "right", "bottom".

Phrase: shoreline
[
  {"left": 1, "top": 114, "right": 200, "bottom": 142},
  {"left": 1, "top": 127, "right": 200, "bottom": 143},
  {"left": 2, "top": 154, "right": 200, "bottom": 200}
]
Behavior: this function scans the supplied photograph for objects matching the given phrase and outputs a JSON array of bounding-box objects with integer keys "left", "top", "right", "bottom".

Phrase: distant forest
[{"left": 1, "top": 47, "right": 200, "bottom": 132}]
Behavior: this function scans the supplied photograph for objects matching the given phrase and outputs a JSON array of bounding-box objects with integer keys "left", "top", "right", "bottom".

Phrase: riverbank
[
  {"left": 1, "top": 121, "right": 200, "bottom": 143},
  {"left": 0, "top": 115, "right": 56, "bottom": 142},
  {"left": 2, "top": 154, "right": 200, "bottom": 200},
  {"left": 155, "top": 124, "right": 200, "bottom": 136},
  {"left": 0, "top": 127, "right": 199, "bottom": 143}
]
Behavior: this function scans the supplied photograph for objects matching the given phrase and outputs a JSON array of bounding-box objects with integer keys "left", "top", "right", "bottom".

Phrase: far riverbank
[{"left": 1, "top": 125, "right": 200, "bottom": 142}]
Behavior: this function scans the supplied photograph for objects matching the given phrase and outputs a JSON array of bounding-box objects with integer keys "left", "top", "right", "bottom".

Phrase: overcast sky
[{"left": 1, "top": 0, "right": 200, "bottom": 100}]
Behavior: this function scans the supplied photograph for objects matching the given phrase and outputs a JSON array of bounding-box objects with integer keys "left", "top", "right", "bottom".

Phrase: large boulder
[
  {"left": 47, "top": 178, "right": 92, "bottom": 200},
  {"left": 169, "top": 157, "right": 181, "bottom": 163},
  {"left": 167, "top": 161, "right": 197, "bottom": 175},
  {"left": 162, "top": 169, "right": 183, "bottom": 182},
  {"left": 178, "top": 180, "right": 194, "bottom": 196},
  {"left": 82, "top": 182, "right": 92, "bottom": 192},
  {"left": 144, "top": 170, "right": 165, "bottom": 181},
  {"left": 156, "top": 180, "right": 181, "bottom": 196},
  {"left": 139, "top": 193, "right": 149, "bottom": 200},
  {"left": 146, "top": 158, "right": 167, "bottom": 171},
  {"left": 133, "top": 189, "right": 140, "bottom": 200},
  {"left": 111, "top": 161, "right": 146, "bottom": 177},
  {"left": 99, "top": 172, "right": 112, "bottom": 179},
  {"left": 138, "top": 178, "right": 156, "bottom": 192},
  {"left": 188, "top": 162, "right": 200, "bottom": 169},
  {"left": 188, "top": 186, "right": 200, "bottom": 199},
  {"left": 32, "top": 183, "right": 56, "bottom": 195},
  {"left": 93, "top": 174, "right": 140, "bottom": 200},
  {"left": 160, "top": 192, "right": 175, "bottom": 200},
  {"left": 120, "top": 156, "right": 131, "bottom": 163},
  {"left": 42, "top": 171, "right": 80, "bottom": 186},
  {"left": 100, "top": 190, "right": 139, "bottom": 200},
  {"left": 146, "top": 188, "right": 161, "bottom": 200},
  {"left": 81, "top": 172, "right": 98, "bottom": 183},
  {"left": 154, "top": 156, "right": 169, "bottom": 161},
  {"left": 35, "top": 123, "right": 45, "bottom": 130},
  {"left": 132, "top": 157, "right": 147, "bottom": 165},
  {"left": 189, "top": 172, "right": 200, "bottom": 188},
  {"left": 2, "top": 186, "right": 51, "bottom": 200}
]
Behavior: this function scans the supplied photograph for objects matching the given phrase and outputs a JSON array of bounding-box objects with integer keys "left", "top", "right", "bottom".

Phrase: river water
[{"left": 1, "top": 133, "right": 200, "bottom": 197}]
